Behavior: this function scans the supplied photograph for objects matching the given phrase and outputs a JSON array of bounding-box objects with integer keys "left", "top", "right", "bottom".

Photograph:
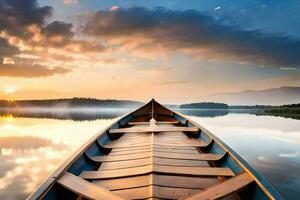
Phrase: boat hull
[{"left": 28, "top": 99, "right": 282, "bottom": 200}]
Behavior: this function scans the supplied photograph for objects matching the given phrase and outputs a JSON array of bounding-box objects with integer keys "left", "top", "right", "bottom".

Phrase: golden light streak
[{"left": 4, "top": 86, "right": 17, "bottom": 94}]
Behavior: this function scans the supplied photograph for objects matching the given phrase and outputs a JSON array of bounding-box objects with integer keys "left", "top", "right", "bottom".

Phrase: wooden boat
[{"left": 28, "top": 99, "right": 283, "bottom": 200}]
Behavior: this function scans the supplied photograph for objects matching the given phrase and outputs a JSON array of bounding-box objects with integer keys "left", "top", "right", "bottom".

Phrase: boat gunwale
[{"left": 27, "top": 99, "right": 283, "bottom": 200}]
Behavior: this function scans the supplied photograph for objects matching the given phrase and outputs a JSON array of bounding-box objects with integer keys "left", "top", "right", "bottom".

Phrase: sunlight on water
[
  {"left": 0, "top": 110, "right": 299, "bottom": 199},
  {"left": 0, "top": 115, "right": 115, "bottom": 199}
]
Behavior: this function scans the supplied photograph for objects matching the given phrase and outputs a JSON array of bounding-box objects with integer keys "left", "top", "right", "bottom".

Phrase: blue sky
[{"left": 39, "top": 0, "right": 300, "bottom": 37}]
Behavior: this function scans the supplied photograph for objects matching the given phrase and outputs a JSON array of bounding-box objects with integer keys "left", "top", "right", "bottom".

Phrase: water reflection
[
  {"left": 0, "top": 108, "right": 263, "bottom": 121},
  {"left": 189, "top": 114, "right": 300, "bottom": 199},
  {"left": 0, "top": 109, "right": 299, "bottom": 199},
  {"left": 0, "top": 115, "right": 114, "bottom": 199},
  {"left": 0, "top": 107, "right": 132, "bottom": 121},
  {"left": 175, "top": 109, "right": 230, "bottom": 117}
]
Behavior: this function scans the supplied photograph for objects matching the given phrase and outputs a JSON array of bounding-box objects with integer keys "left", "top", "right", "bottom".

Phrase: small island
[{"left": 180, "top": 102, "right": 229, "bottom": 109}]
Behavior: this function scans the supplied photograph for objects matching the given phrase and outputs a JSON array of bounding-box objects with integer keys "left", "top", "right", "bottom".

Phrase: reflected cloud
[
  {"left": 0, "top": 136, "right": 71, "bottom": 199},
  {"left": 0, "top": 136, "right": 52, "bottom": 150},
  {"left": 177, "top": 109, "right": 230, "bottom": 117},
  {"left": 0, "top": 116, "right": 114, "bottom": 199},
  {"left": 252, "top": 156, "right": 300, "bottom": 198},
  {"left": 278, "top": 152, "right": 299, "bottom": 158},
  {"left": 190, "top": 114, "right": 300, "bottom": 199}
]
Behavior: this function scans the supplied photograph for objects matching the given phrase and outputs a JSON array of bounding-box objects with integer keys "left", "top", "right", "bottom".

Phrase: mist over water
[
  {"left": 0, "top": 108, "right": 299, "bottom": 199},
  {"left": 0, "top": 107, "right": 134, "bottom": 121}
]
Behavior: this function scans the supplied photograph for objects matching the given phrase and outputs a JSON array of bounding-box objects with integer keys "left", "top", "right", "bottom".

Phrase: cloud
[
  {"left": 83, "top": 7, "right": 300, "bottom": 67},
  {"left": 0, "top": 0, "right": 52, "bottom": 38},
  {"left": 110, "top": 6, "right": 120, "bottom": 12},
  {"left": 156, "top": 80, "right": 189, "bottom": 85},
  {"left": 65, "top": 40, "right": 107, "bottom": 53},
  {"left": 42, "top": 21, "right": 74, "bottom": 46},
  {"left": 0, "top": 0, "right": 110, "bottom": 78},
  {"left": 0, "top": 38, "right": 19, "bottom": 58},
  {"left": 63, "top": 0, "right": 78, "bottom": 5},
  {"left": 0, "top": 63, "right": 70, "bottom": 77}
]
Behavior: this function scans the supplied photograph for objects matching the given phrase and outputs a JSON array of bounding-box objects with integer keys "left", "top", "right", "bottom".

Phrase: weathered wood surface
[
  {"left": 109, "top": 126, "right": 199, "bottom": 134},
  {"left": 80, "top": 165, "right": 234, "bottom": 180},
  {"left": 186, "top": 173, "right": 253, "bottom": 200},
  {"left": 104, "top": 140, "right": 209, "bottom": 148},
  {"left": 91, "top": 152, "right": 223, "bottom": 162},
  {"left": 128, "top": 120, "right": 179, "bottom": 125},
  {"left": 94, "top": 174, "right": 218, "bottom": 191},
  {"left": 57, "top": 172, "right": 124, "bottom": 200}
]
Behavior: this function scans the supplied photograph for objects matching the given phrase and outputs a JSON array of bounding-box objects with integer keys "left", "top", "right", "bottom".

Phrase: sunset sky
[{"left": 0, "top": 0, "right": 300, "bottom": 103}]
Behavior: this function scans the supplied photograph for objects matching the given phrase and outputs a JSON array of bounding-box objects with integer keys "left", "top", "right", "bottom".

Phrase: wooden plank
[
  {"left": 153, "top": 174, "right": 218, "bottom": 190},
  {"left": 128, "top": 121, "right": 150, "bottom": 125},
  {"left": 80, "top": 165, "right": 152, "bottom": 179},
  {"left": 106, "top": 139, "right": 151, "bottom": 147},
  {"left": 186, "top": 173, "right": 253, "bottom": 200},
  {"left": 153, "top": 165, "right": 235, "bottom": 177},
  {"left": 128, "top": 121, "right": 179, "bottom": 125},
  {"left": 91, "top": 152, "right": 151, "bottom": 162},
  {"left": 153, "top": 157, "right": 209, "bottom": 167},
  {"left": 80, "top": 165, "right": 234, "bottom": 180},
  {"left": 156, "top": 121, "right": 179, "bottom": 124},
  {"left": 151, "top": 185, "right": 201, "bottom": 199},
  {"left": 110, "top": 145, "right": 152, "bottom": 152},
  {"left": 118, "top": 136, "right": 151, "bottom": 141},
  {"left": 105, "top": 142, "right": 151, "bottom": 149},
  {"left": 113, "top": 185, "right": 202, "bottom": 199},
  {"left": 154, "top": 141, "right": 208, "bottom": 148},
  {"left": 109, "top": 148, "right": 152, "bottom": 156},
  {"left": 111, "top": 144, "right": 197, "bottom": 151},
  {"left": 154, "top": 138, "right": 207, "bottom": 145},
  {"left": 153, "top": 145, "right": 197, "bottom": 150},
  {"left": 99, "top": 157, "right": 210, "bottom": 171},
  {"left": 108, "top": 141, "right": 206, "bottom": 149},
  {"left": 57, "top": 172, "right": 124, "bottom": 200},
  {"left": 99, "top": 158, "right": 151, "bottom": 170},
  {"left": 91, "top": 152, "right": 222, "bottom": 163},
  {"left": 105, "top": 140, "right": 208, "bottom": 148},
  {"left": 109, "top": 126, "right": 198, "bottom": 134},
  {"left": 112, "top": 185, "right": 151, "bottom": 199},
  {"left": 93, "top": 175, "right": 150, "bottom": 190},
  {"left": 94, "top": 174, "right": 218, "bottom": 191},
  {"left": 153, "top": 152, "right": 223, "bottom": 161},
  {"left": 153, "top": 148, "right": 198, "bottom": 154}
]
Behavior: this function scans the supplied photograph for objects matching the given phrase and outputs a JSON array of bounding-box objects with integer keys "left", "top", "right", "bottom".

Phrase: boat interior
[{"left": 29, "top": 99, "right": 280, "bottom": 200}]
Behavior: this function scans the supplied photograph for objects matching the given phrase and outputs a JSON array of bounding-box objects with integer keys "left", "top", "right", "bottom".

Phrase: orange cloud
[{"left": 0, "top": 63, "right": 70, "bottom": 78}]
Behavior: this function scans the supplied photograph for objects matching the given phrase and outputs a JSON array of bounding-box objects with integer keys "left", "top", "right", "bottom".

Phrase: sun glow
[
  {"left": 2, "top": 114, "right": 14, "bottom": 123},
  {"left": 4, "top": 86, "right": 17, "bottom": 94},
  {"left": 0, "top": 114, "right": 14, "bottom": 130}
]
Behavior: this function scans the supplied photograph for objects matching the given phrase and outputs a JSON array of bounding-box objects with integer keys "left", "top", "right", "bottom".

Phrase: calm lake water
[{"left": 0, "top": 108, "right": 299, "bottom": 199}]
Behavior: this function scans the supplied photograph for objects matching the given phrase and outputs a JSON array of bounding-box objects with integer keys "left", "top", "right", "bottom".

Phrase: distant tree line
[
  {"left": 180, "top": 102, "right": 229, "bottom": 109},
  {"left": 0, "top": 98, "right": 142, "bottom": 108},
  {"left": 276, "top": 103, "right": 300, "bottom": 108},
  {"left": 264, "top": 104, "right": 300, "bottom": 116},
  {"left": 229, "top": 105, "right": 271, "bottom": 109}
]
